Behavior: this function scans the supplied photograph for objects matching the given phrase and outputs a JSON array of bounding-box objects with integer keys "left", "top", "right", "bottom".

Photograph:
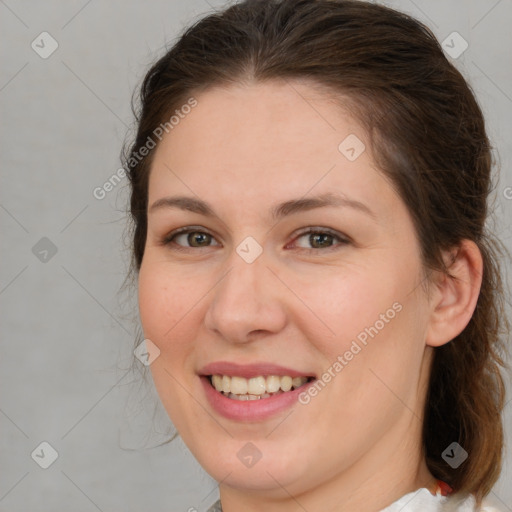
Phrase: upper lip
[{"left": 199, "top": 361, "right": 316, "bottom": 379}]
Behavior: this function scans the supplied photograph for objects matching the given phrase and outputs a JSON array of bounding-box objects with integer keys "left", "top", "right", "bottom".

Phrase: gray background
[{"left": 1, "top": 0, "right": 511, "bottom": 511}]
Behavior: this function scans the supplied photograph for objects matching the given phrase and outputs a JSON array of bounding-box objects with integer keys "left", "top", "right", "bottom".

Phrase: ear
[{"left": 425, "top": 239, "right": 483, "bottom": 348}]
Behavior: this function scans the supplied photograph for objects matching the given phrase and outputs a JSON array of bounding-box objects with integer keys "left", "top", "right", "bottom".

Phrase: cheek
[
  {"left": 320, "top": 284, "right": 427, "bottom": 428},
  {"left": 138, "top": 263, "right": 166, "bottom": 337},
  {"left": 287, "top": 261, "right": 407, "bottom": 353},
  {"left": 138, "top": 260, "right": 203, "bottom": 427},
  {"left": 137, "top": 261, "right": 201, "bottom": 400},
  {"left": 138, "top": 260, "right": 195, "bottom": 342},
  {"left": 290, "top": 253, "right": 426, "bottom": 402}
]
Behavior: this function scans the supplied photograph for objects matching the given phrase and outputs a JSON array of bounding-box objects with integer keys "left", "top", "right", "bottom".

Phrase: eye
[
  {"left": 162, "top": 227, "right": 220, "bottom": 250},
  {"left": 161, "top": 226, "right": 350, "bottom": 252},
  {"left": 290, "top": 228, "right": 350, "bottom": 251}
]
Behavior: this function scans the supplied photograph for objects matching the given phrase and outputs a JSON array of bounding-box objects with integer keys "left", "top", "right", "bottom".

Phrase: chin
[{"left": 188, "top": 436, "right": 313, "bottom": 493}]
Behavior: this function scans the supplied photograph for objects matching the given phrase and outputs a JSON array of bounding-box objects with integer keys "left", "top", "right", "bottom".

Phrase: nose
[{"left": 203, "top": 249, "right": 288, "bottom": 344}]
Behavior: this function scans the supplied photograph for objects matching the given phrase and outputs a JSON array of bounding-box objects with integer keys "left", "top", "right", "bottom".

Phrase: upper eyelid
[{"left": 163, "top": 226, "right": 219, "bottom": 243}]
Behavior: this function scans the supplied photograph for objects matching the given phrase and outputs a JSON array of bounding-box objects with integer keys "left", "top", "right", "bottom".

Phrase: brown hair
[{"left": 122, "top": 0, "right": 510, "bottom": 502}]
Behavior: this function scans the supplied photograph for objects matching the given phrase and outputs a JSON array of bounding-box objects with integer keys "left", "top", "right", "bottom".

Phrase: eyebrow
[{"left": 148, "top": 192, "right": 377, "bottom": 221}]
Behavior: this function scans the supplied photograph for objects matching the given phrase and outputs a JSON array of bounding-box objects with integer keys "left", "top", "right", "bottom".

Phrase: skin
[{"left": 138, "top": 80, "right": 483, "bottom": 512}]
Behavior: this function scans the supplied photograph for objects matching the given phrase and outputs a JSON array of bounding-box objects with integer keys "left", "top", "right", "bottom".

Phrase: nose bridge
[
  {"left": 225, "top": 253, "right": 262, "bottom": 303},
  {"left": 204, "top": 246, "right": 286, "bottom": 342}
]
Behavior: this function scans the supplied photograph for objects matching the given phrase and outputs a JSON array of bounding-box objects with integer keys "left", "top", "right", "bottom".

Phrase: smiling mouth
[{"left": 208, "top": 374, "right": 314, "bottom": 401}]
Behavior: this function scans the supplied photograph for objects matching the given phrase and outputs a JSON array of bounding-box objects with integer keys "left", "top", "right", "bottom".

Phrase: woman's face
[{"left": 138, "top": 80, "right": 433, "bottom": 497}]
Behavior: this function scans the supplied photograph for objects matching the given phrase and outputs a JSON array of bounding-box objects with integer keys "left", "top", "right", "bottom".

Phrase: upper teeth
[{"left": 211, "top": 375, "right": 308, "bottom": 395}]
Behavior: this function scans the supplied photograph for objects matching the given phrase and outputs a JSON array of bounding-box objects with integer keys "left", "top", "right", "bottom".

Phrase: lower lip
[{"left": 200, "top": 376, "right": 312, "bottom": 422}]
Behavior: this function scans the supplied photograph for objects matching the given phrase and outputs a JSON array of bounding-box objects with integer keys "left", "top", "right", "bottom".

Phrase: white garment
[
  {"left": 380, "top": 487, "right": 501, "bottom": 512},
  {"left": 207, "top": 488, "right": 503, "bottom": 511}
]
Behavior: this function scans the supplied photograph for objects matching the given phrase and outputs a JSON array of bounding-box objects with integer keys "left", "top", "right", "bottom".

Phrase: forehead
[
  {"left": 159, "top": 81, "right": 357, "bottom": 166},
  {"left": 147, "top": 80, "right": 395, "bottom": 221}
]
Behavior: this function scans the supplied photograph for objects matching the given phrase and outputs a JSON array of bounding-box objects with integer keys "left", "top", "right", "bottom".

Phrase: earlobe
[{"left": 425, "top": 239, "right": 483, "bottom": 348}]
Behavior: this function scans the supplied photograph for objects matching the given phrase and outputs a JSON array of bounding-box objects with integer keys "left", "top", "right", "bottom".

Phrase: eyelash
[{"left": 161, "top": 226, "right": 350, "bottom": 254}]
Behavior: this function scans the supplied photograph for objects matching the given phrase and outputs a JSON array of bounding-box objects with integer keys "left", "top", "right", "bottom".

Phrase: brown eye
[
  {"left": 163, "top": 228, "right": 220, "bottom": 249},
  {"left": 308, "top": 232, "right": 335, "bottom": 249},
  {"left": 185, "top": 231, "right": 212, "bottom": 247},
  {"left": 293, "top": 228, "right": 349, "bottom": 251}
]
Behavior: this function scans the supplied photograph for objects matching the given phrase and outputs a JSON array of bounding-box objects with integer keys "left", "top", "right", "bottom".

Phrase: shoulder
[
  {"left": 444, "top": 493, "right": 504, "bottom": 512},
  {"left": 380, "top": 488, "right": 502, "bottom": 512},
  {"left": 479, "top": 503, "right": 504, "bottom": 512}
]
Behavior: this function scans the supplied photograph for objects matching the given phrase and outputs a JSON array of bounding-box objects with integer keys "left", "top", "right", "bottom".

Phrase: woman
[{"left": 123, "top": 0, "right": 509, "bottom": 510}]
